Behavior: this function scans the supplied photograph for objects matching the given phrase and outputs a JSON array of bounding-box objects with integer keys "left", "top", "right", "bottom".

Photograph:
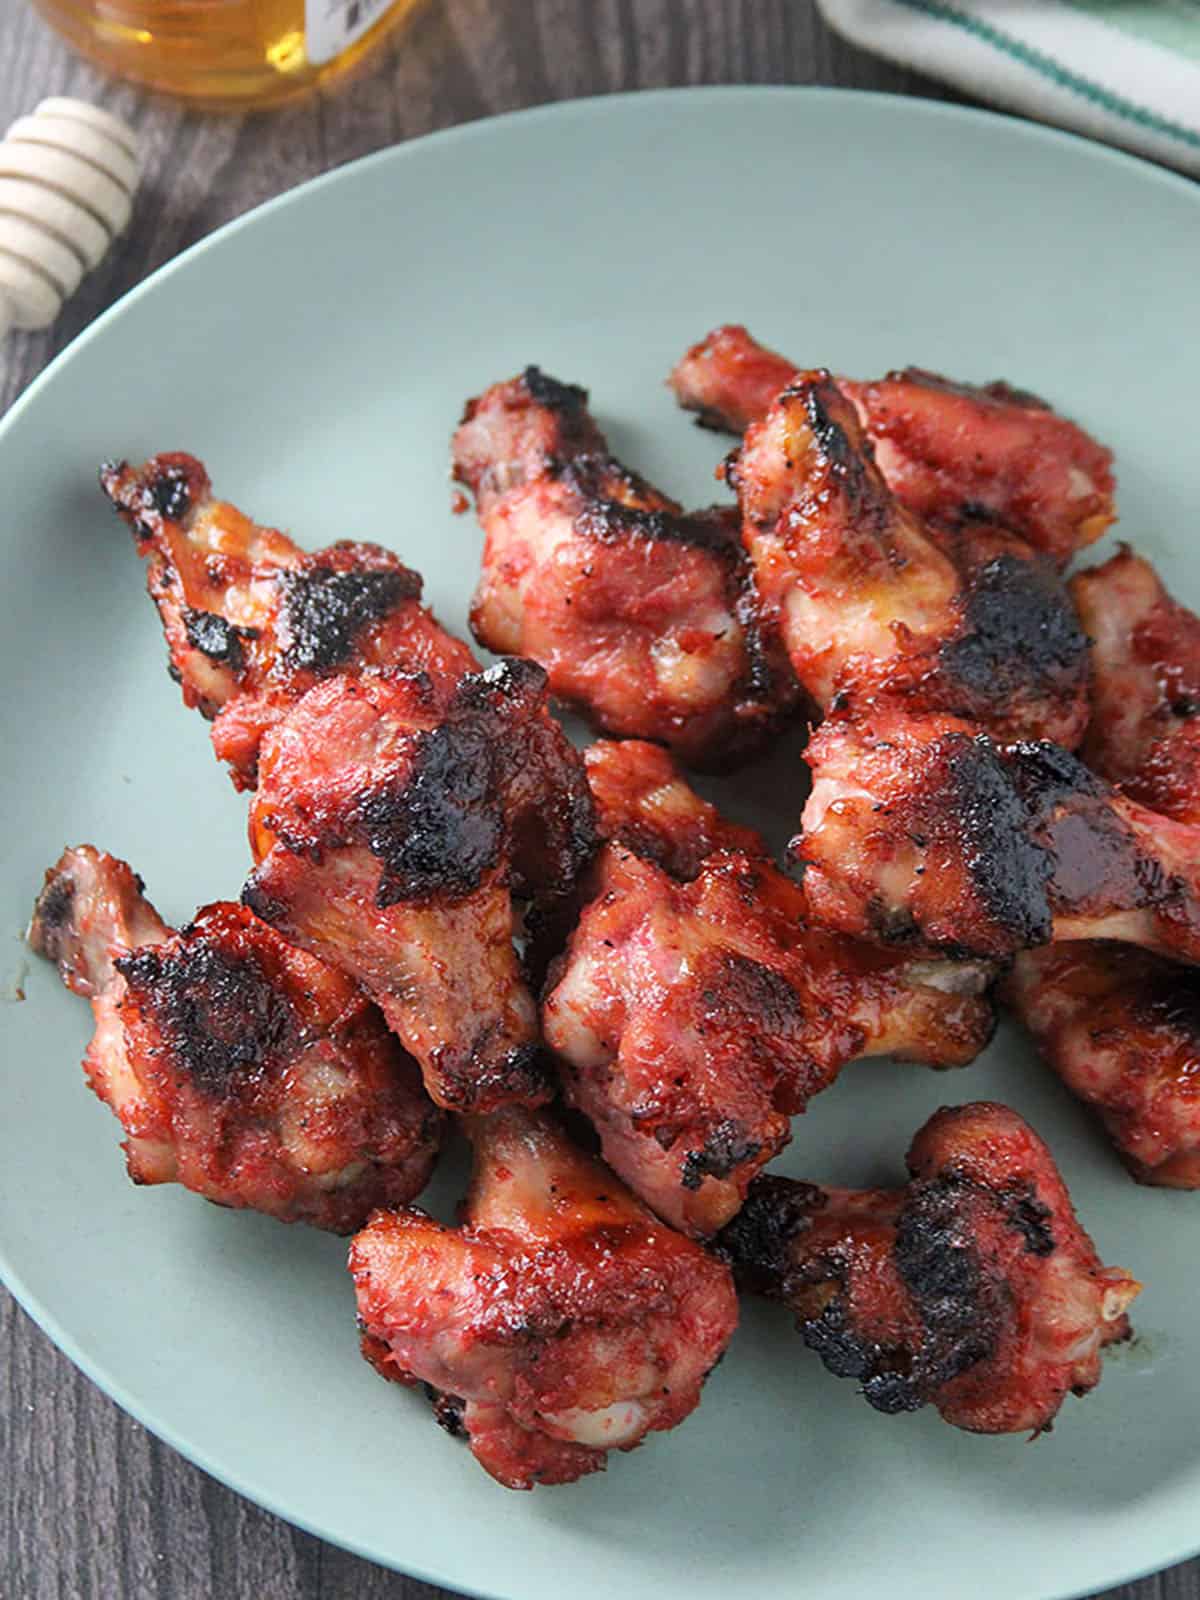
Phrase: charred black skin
[
  {"left": 679, "top": 1120, "right": 764, "bottom": 1191},
  {"left": 941, "top": 554, "right": 1088, "bottom": 710},
  {"left": 277, "top": 566, "right": 421, "bottom": 673},
  {"left": 116, "top": 935, "right": 294, "bottom": 1093},
  {"left": 183, "top": 608, "right": 255, "bottom": 672}
]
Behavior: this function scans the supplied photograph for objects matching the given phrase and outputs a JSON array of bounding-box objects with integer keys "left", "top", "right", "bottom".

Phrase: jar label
[{"left": 306, "top": 0, "right": 391, "bottom": 63}]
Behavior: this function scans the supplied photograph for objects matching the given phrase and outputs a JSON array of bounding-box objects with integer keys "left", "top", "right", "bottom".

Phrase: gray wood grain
[{"left": 0, "top": 3, "right": 1192, "bottom": 1596}]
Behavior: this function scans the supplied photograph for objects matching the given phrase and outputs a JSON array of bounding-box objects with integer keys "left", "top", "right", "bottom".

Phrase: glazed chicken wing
[
  {"left": 101, "top": 452, "right": 478, "bottom": 788},
  {"left": 1005, "top": 943, "right": 1200, "bottom": 1188},
  {"left": 350, "top": 1104, "right": 738, "bottom": 1488},
  {"left": 244, "top": 659, "right": 596, "bottom": 1114},
  {"left": 543, "top": 841, "right": 994, "bottom": 1236},
  {"left": 798, "top": 707, "right": 1200, "bottom": 962},
  {"left": 1072, "top": 546, "right": 1200, "bottom": 822},
  {"left": 452, "top": 368, "right": 799, "bottom": 769},
  {"left": 584, "top": 738, "right": 767, "bottom": 879},
  {"left": 729, "top": 371, "right": 1089, "bottom": 746},
  {"left": 29, "top": 846, "right": 442, "bottom": 1231},
  {"left": 718, "top": 1102, "right": 1139, "bottom": 1433},
  {"left": 670, "top": 325, "right": 1115, "bottom": 566}
]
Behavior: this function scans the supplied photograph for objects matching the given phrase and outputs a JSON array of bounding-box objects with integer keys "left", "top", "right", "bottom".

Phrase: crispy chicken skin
[
  {"left": 101, "top": 452, "right": 478, "bottom": 788},
  {"left": 584, "top": 738, "right": 767, "bottom": 880},
  {"left": 244, "top": 659, "right": 596, "bottom": 1114},
  {"left": 452, "top": 368, "right": 799, "bottom": 769},
  {"left": 349, "top": 1105, "right": 738, "bottom": 1488},
  {"left": 798, "top": 708, "right": 1200, "bottom": 962},
  {"left": 729, "top": 371, "right": 1090, "bottom": 747},
  {"left": 1005, "top": 943, "right": 1200, "bottom": 1188},
  {"left": 670, "top": 325, "right": 1115, "bottom": 567},
  {"left": 718, "top": 1102, "right": 1139, "bottom": 1433},
  {"left": 29, "top": 846, "right": 442, "bottom": 1230},
  {"left": 543, "top": 842, "right": 994, "bottom": 1236},
  {"left": 1072, "top": 546, "right": 1200, "bottom": 822}
]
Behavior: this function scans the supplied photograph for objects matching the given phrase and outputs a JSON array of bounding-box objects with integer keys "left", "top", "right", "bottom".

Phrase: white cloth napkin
[{"left": 815, "top": 0, "right": 1200, "bottom": 176}]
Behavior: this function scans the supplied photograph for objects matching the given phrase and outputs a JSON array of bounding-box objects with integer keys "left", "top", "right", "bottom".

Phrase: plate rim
[{"left": 2, "top": 82, "right": 1199, "bottom": 1600}]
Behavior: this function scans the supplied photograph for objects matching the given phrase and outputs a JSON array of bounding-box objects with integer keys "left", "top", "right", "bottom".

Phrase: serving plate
[{"left": 2, "top": 88, "right": 1198, "bottom": 1600}]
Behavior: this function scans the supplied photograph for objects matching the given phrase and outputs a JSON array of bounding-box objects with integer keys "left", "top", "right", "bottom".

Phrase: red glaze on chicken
[
  {"left": 1072, "top": 546, "right": 1200, "bottom": 822},
  {"left": 584, "top": 738, "right": 767, "bottom": 880},
  {"left": 729, "top": 371, "right": 1090, "bottom": 746},
  {"left": 453, "top": 368, "right": 799, "bottom": 769},
  {"left": 244, "top": 660, "right": 596, "bottom": 1114},
  {"left": 543, "top": 842, "right": 993, "bottom": 1236},
  {"left": 1005, "top": 943, "right": 1200, "bottom": 1188},
  {"left": 101, "top": 452, "right": 478, "bottom": 788},
  {"left": 798, "top": 707, "right": 1200, "bottom": 962},
  {"left": 29, "top": 846, "right": 442, "bottom": 1231},
  {"left": 718, "top": 1102, "right": 1139, "bottom": 1433},
  {"left": 670, "top": 325, "right": 1115, "bottom": 566},
  {"left": 349, "top": 1105, "right": 738, "bottom": 1488}
]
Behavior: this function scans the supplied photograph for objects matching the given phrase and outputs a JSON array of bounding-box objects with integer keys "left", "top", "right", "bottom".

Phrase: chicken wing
[
  {"left": 718, "top": 1102, "right": 1139, "bottom": 1433},
  {"left": 452, "top": 367, "right": 799, "bottom": 769},
  {"left": 29, "top": 846, "right": 442, "bottom": 1230},
  {"left": 798, "top": 707, "right": 1200, "bottom": 962},
  {"left": 1005, "top": 943, "right": 1200, "bottom": 1188},
  {"left": 543, "top": 841, "right": 993, "bottom": 1236},
  {"left": 729, "top": 371, "right": 1090, "bottom": 746},
  {"left": 244, "top": 659, "right": 596, "bottom": 1114},
  {"left": 350, "top": 1104, "right": 738, "bottom": 1488},
  {"left": 1072, "top": 546, "right": 1200, "bottom": 822},
  {"left": 670, "top": 325, "right": 1115, "bottom": 566},
  {"left": 101, "top": 452, "right": 478, "bottom": 788}
]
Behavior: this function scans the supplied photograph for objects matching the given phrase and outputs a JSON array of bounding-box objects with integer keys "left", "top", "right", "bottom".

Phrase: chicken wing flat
[
  {"left": 29, "top": 846, "right": 442, "bottom": 1231},
  {"left": 350, "top": 1105, "right": 738, "bottom": 1488},
  {"left": 670, "top": 325, "right": 1115, "bottom": 566},
  {"left": 729, "top": 371, "right": 1089, "bottom": 746},
  {"left": 798, "top": 707, "right": 1200, "bottom": 962},
  {"left": 718, "top": 1102, "right": 1139, "bottom": 1433},
  {"left": 244, "top": 659, "right": 596, "bottom": 1114},
  {"left": 543, "top": 842, "right": 993, "bottom": 1236},
  {"left": 101, "top": 452, "right": 478, "bottom": 788},
  {"left": 1005, "top": 943, "right": 1200, "bottom": 1188},
  {"left": 584, "top": 737, "right": 767, "bottom": 879},
  {"left": 452, "top": 367, "right": 800, "bottom": 769},
  {"left": 1072, "top": 546, "right": 1200, "bottom": 822}
]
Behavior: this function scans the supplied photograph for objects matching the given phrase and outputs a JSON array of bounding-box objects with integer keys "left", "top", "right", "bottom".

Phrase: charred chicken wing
[
  {"left": 453, "top": 367, "right": 799, "bottom": 769},
  {"left": 543, "top": 841, "right": 993, "bottom": 1237},
  {"left": 798, "top": 708, "right": 1200, "bottom": 962},
  {"left": 29, "top": 846, "right": 441, "bottom": 1230},
  {"left": 1072, "top": 546, "right": 1200, "bottom": 822},
  {"left": 670, "top": 325, "right": 1115, "bottom": 566},
  {"left": 1006, "top": 943, "right": 1200, "bottom": 1188},
  {"left": 729, "top": 371, "right": 1089, "bottom": 746},
  {"left": 101, "top": 452, "right": 478, "bottom": 788},
  {"left": 718, "top": 1102, "right": 1138, "bottom": 1432},
  {"left": 244, "top": 659, "right": 596, "bottom": 1114},
  {"left": 350, "top": 1104, "right": 738, "bottom": 1488}
]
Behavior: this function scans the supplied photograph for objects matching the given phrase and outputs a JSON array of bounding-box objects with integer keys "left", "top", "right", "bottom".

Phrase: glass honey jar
[{"left": 30, "top": 0, "right": 421, "bottom": 109}]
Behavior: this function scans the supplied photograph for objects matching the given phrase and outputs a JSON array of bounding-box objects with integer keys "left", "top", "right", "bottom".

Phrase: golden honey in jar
[{"left": 30, "top": 0, "right": 421, "bottom": 108}]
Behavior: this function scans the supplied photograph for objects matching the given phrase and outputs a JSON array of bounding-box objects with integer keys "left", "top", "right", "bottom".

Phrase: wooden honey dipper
[{"left": 0, "top": 97, "right": 139, "bottom": 338}]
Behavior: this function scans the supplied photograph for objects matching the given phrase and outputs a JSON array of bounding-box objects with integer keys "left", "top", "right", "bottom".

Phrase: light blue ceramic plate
[{"left": 1, "top": 88, "right": 1197, "bottom": 1600}]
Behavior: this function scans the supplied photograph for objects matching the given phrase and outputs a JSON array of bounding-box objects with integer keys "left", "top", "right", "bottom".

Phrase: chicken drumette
[
  {"left": 718, "top": 1102, "right": 1139, "bottom": 1433},
  {"left": 350, "top": 1104, "right": 738, "bottom": 1488},
  {"left": 670, "top": 324, "right": 1115, "bottom": 567},
  {"left": 29, "top": 846, "right": 442, "bottom": 1231},
  {"left": 544, "top": 746, "right": 993, "bottom": 1236},
  {"left": 1072, "top": 546, "right": 1200, "bottom": 823},
  {"left": 452, "top": 367, "right": 799, "bottom": 769},
  {"left": 244, "top": 659, "right": 596, "bottom": 1114},
  {"left": 728, "top": 371, "right": 1090, "bottom": 746},
  {"left": 1005, "top": 944, "right": 1200, "bottom": 1188},
  {"left": 101, "top": 452, "right": 477, "bottom": 788},
  {"left": 798, "top": 707, "right": 1200, "bottom": 963}
]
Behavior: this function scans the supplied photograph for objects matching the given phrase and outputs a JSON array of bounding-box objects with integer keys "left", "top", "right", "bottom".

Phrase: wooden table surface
[{"left": 0, "top": 3, "right": 1193, "bottom": 1597}]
